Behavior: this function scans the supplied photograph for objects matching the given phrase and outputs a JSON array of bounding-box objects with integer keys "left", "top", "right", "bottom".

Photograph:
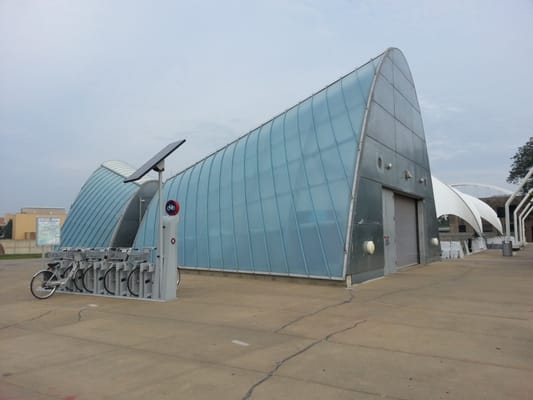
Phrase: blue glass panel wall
[
  {"left": 61, "top": 166, "right": 140, "bottom": 248},
  {"left": 135, "top": 55, "right": 383, "bottom": 279}
]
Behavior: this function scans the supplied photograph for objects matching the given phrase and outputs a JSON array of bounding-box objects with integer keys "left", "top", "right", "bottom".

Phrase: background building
[
  {"left": 8, "top": 207, "right": 67, "bottom": 241},
  {"left": 0, "top": 208, "right": 67, "bottom": 255}
]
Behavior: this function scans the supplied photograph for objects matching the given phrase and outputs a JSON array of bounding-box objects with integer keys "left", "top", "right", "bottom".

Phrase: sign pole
[{"left": 157, "top": 161, "right": 165, "bottom": 297}]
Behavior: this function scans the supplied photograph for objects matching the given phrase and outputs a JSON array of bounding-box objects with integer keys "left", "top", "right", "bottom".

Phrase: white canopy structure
[
  {"left": 432, "top": 176, "right": 503, "bottom": 236},
  {"left": 450, "top": 183, "right": 513, "bottom": 197},
  {"left": 432, "top": 176, "right": 483, "bottom": 235},
  {"left": 461, "top": 192, "right": 503, "bottom": 234}
]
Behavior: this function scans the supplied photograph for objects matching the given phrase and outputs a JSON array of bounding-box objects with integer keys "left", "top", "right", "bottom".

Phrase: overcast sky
[{"left": 1, "top": 0, "right": 532, "bottom": 215}]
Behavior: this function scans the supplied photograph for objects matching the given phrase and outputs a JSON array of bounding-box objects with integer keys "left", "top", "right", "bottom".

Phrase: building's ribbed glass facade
[{"left": 135, "top": 55, "right": 384, "bottom": 279}]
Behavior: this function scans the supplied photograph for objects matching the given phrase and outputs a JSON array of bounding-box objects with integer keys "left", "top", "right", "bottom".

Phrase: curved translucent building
[
  {"left": 61, "top": 161, "right": 157, "bottom": 248},
  {"left": 135, "top": 47, "right": 441, "bottom": 282}
]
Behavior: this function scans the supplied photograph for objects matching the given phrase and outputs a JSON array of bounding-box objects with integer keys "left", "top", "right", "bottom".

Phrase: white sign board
[{"left": 36, "top": 217, "right": 61, "bottom": 246}]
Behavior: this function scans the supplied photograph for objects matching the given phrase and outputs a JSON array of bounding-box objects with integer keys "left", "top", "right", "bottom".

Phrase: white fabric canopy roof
[
  {"left": 432, "top": 176, "right": 503, "bottom": 235},
  {"left": 460, "top": 192, "right": 503, "bottom": 235},
  {"left": 432, "top": 176, "right": 484, "bottom": 236}
]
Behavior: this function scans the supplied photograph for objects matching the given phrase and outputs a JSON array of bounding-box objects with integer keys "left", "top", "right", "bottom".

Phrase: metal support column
[{"left": 504, "top": 167, "right": 533, "bottom": 256}]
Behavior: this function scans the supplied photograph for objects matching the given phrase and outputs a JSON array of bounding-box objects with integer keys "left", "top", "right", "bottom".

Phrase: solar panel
[{"left": 124, "top": 140, "right": 186, "bottom": 183}]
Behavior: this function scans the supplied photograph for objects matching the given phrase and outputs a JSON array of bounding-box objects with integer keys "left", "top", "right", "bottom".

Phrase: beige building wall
[{"left": 11, "top": 209, "right": 67, "bottom": 241}]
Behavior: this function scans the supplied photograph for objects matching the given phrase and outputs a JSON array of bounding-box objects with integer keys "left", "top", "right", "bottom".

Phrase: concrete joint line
[
  {"left": 0, "top": 310, "right": 53, "bottom": 330},
  {"left": 241, "top": 319, "right": 366, "bottom": 400}
]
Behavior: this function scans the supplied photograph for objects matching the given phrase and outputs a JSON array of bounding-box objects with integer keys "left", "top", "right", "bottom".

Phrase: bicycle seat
[{"left": 47, "top": 262, "right": 60, "bottom": 268}]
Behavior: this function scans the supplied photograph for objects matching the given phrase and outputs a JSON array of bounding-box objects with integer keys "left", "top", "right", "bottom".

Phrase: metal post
[
  {"left": 518, "top": 200, "right": 532, "bottom": 246},
  {"left": 513, "top": 189, "right": 532, "bottom": 245},
  {"left": 122, "top": 140, "right": 186, "bottom": 301},
  {"left": 157, "top": 161, "right": 165, "bottom": 297},
  {"left": 139, "top": 197, "right": 145, "bottom": 224},
  {"left": 519, "top": 202, "right": 533, "bottom": 245},
  {"left": 504, "top": 167, "right": 533, "bottom": 256}
]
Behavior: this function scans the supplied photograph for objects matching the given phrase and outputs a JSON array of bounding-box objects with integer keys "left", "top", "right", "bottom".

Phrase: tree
[
  {"left": 3, "top": 219, "right": 13, "bottom": 239},
  {"left": 507, "top": 137, "right": 533, "bottom": 192}
]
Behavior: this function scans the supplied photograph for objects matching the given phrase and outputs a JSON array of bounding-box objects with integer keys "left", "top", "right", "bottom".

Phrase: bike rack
[
  {"left": 45, "top": 247, "right": 164, "bottom": 301},
  {"left": 43, "top": 213, "right": 179, "bottom": 301}
]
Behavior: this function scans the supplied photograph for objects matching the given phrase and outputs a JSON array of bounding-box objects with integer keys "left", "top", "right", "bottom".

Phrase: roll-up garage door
[{"left": 394, "top": 194, "right": 419, "bottom": 267}]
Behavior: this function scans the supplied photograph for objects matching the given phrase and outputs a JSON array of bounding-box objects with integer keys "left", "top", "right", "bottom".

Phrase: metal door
[{"left": 394, "top": 194, "right": 419, "bottom": 267}]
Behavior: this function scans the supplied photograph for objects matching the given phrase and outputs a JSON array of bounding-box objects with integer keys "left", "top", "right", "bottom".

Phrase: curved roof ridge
[{"left": 102, "top": 160, "right": 155, "bottom": 185}]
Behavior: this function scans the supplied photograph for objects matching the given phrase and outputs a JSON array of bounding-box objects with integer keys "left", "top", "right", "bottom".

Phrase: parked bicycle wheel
[
  {"left": 127, "top": 267, "right": 140, "bottom": 297},
  {"left": 82, "top": 266, "right": 95, "bottom": 293},
  {"left": 30, "top": 270, "right": 57, "bottom": 299},
  {"left": 103, "top": 266, "right": 116, "bottom": 295},
  {"left": 73, "top": 267, "right": 84, "bottom": 292}
]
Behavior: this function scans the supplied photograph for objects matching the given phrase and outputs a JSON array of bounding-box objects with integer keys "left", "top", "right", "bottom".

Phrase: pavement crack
[
  {"left": 275, "top": 290, "right": 354, "bottom": 333},
  {"left": 78, "top": 307, "right": 90, "bottom": 322},
  {"left": 241, "top": 318, "right": 366, "bottom": 400},
  {"left": 0, "top": 310, "right": 54, "bottom": 330}
]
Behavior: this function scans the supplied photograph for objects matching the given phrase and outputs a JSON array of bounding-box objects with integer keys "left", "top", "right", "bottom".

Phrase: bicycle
[{"left": 30, "top": 250, "right": 84, "bottom": 299}]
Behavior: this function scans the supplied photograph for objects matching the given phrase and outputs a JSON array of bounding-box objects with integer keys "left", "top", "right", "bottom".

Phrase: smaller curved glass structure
[{"left": 61, "top": 161, "right": 157, "bottom": 248}]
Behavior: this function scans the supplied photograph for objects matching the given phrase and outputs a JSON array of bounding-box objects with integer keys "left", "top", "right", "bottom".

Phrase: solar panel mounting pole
[
  {"left": 156, "top": 160, "right": 165, "bottom": 297},
  {"left": 124, "top": 140, "right": 186, "bottom": 300}
]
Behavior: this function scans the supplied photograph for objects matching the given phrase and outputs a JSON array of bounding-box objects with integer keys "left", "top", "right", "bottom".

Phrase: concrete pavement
[{"left": 1, "top": 247, "right": 532, "bottom": 399}]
